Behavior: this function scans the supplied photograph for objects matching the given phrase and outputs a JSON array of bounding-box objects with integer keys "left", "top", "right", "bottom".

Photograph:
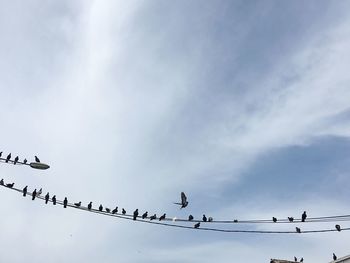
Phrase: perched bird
[
  {"left": 296, "top": 227, "right": 301, "bottom": 233},
  {"left": 288, "top": 217, "right": 294, "bottom": 222},
  {"left": 112, "top": 206, "right": 118, "bottom": 214},
  {"left": 105, "top": 208, "right": 111, "bottom": 213},
  {"left": 270, "top": 260, "right": 275, "bottom": 263},
  {"left": 99, "top": 204, "right": 103, "bottom": 212},
  {"left": 202, "top": 215, "right": 207, "bottom": 222},
  {"left": 0, "top": 151, "right": 2, "bottom": 157},
  {"left": 335, "top": 224, "right": 341, "bottom": 232},
  {"left": 0, "top": 179, "right": 3, "bottom": 185},
  {"left": 300, "top": 258, "right": 304, "bottom": 262},
  {"left": 63, "top": 197, "right": 68, "bottom": 208},
  {"left": 35, "top": 156, "right": 40, "bottom": 163},
  {"left": 208, "top": 217, "right": 213, "bottom": 222},
  {"left": 122, "top": 208, "right": 126, "bottom": 215},
  {"left": 174, "top": 192, "right": 189, "bottom": 209},
  {"left": 301, "top": 211, "right": 307, "bottom": 222},
  {"left": 6, "top": 183, "right": 14, "bottom": 188},
  {"left": 188, "top": 215, "right": 194, "bottom": 221},
  {"left": 133, "top": 209, "right": 139, "bottom": 220},
  {"left": 194, "top": 222, "right": 200, "bottom": 228},
  {"left": 13, "top": 156, "right": 19, "bottom": 165},
  {"left": 6, "top": 153, "right": 11, "bottom": 163},
  {"left": 37, "top": 188, "right": 42, "bottom": 197},
  {"left": 45, "top": 193, "right": 50, "bottom": 204},
  {"left": 294, "top": 256, "right": 297, "bottom": 262},
  {"left": 88, "top": 202, "right": 92, "bottom": 210},
  {"left": 52, "top": 195, "right": 57, "bottom": 205},
  {"left": 150, "top": 214, "right": 157, "bottom": 220},
  {"left": 23, "top": 159, "right": 27, "bottom": 164},
  {"left": 22, "top": 186, "right": 28, "bottom": 197},
  {"left": 272, "top": 217, "right": 277, "bottom": 223},
  {"left": 32, "top": 189, "right": 36, "bottom": 200},
  {"left": 159, "top": 213, "right": 166, "bottom": 221},
  {"left": 233, "top": 219, "right": 238, "bottom": 223},
  {"left": 333, "top": 253, "right": 337, "bottom": 261},
  {"left": 74, "top": 201, "right": 81, "bottom": 207},
  {"left": 142, "top": 211, "right": 148, "bottom": 219}
]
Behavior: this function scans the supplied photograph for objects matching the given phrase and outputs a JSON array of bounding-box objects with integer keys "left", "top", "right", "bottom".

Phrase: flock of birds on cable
[{"left": 0, "top": 151, "right": 40, "bottom": 165}]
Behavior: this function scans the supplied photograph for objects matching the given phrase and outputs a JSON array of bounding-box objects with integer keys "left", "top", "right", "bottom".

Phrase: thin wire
[
  {"left": 1, "top": 184, "right": 349, "bottom": 234},
  {"left": 0, "top": 157, "right": 29, "bottom": 166}
]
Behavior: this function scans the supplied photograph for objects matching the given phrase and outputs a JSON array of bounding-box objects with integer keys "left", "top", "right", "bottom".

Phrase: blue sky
[{"left": 0, "top": 1, "right": 350, "bottom": 262}]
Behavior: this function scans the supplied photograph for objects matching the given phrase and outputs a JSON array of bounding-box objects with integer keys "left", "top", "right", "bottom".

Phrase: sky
[{"left": 0, "top": 1, "right": 350, "bottom": 262}]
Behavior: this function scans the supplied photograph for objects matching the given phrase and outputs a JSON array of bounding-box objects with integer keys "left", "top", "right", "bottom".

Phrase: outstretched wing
[{"left": 181, "top": 192, "right": 187, "bottom": 205}]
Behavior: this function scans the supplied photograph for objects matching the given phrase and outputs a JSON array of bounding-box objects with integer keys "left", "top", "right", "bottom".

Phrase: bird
[
  {"left": 52, "top": 195, "right": 57, "bottom": 205},
  {"left": 112, "top": 206, "right": 118, "bottom": 214},
  {"left": 105, "top": 208, "right": 111, "bottom": 213},
  {"left": 296, "top": 227, "right": 301, "bottom": 233},
  {"left": 122, "top": 208, "right": 126, "bottom": 215},
  {"left": 202, "top": 215, "right": 207, "bottom": 222},
  {"left": 13, "top": 156, "right": 19, "bottom": 165},
  {"left": 32, "top": 189, "right": 37, "bottom": 200},
  {"left": 37, "top": 188, "right": 42, "bottom": 197},
  {"left": 208, "top": 217, "right": 213, "bottom": 222},
  {"left": 159, "top": 213, "right": 166, "bottom": 221},
  {"left": 194, "top": 222, "right": 200, "bottom": 228},
  {"left": 142, "top": 211, "right": 148, "bottom": 219},
  {"left": 150, "top": 214, "right": 157, "bottom": 220},
  {"left": 301, "top": 211, "right": 307, "bottom": 222},
  {"left": 133, "top": 209, "right": 139, "bottom": 220},
  {"left": 300, "top": 258, "right": 304, "bottom": 262},
  {"left": 288, "top": 217, "right": 294, "bottom": 222},
  {"left": 333, "top": 253, "right": 337, "bottom": 261},
  {"left": 74, "top": 201, "right": 81, "bottom": 207},
  {"left": 272, "top": 217, "right": 277, "bottom": 223},
  {"left": 0, "top": 151, "right": 2, "bottom": 157},
  {"left": 188, "top": 215, "right": 194, "bottom": 221},
  {"left": 45, "top": 193, "right": 50, "bottom": 204},
  {"left": 63, "top": 197, "right": 68, "bottom": 208},
  {"left": 88, "top": 202, "right": 92, "bottom": 210},
  {"left": 35, "top": 156, "right": 40, "bottom": 162},
  {"left": 6, "top": 183, "right": 14, "bottom": 188},
  {"left": 335, "top": 224, "right": 341, "bottom": 231},
  {"left": 294, "top": 256, "right": 297, "bottom": 262},
  {"left": 174, "top": 192, "right": 188, "bottom": 209},
  {"left": 22, "top": 186, "right": 28, "bottom": 197},
  {"left": 6, "top": 153, "right": 11, "bottom": 163},
  {"left": 99, "top": 204, "right": 103, "bottom": 212},
  {"left": 0, "top": 179, "right": 3, "bottom": 185},
  {"left": 23, "top": 159, "right": 27, "bottom": 164}
]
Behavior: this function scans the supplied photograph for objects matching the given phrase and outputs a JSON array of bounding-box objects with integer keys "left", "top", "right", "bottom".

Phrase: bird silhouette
[
  {"left": 301, "top": 211, "right": 307, "bottom": 222},
  {"left": 88, "top": 202, "right": 92, "bottom": 210},
  {"left": 296, "top": 227, "right": 301, "bottom": 233},
  {"left": 288, "top": 217, "right": 294, "bottom": 222},
  {"left": 32, "top": 189, "right": 37, "bottom": 200},
  {"left": 174, "top": 192, "right": 188, "bottom": 209},
  {"left": 300, "top": 258, "right": 303, "bottom": 262},
  {"left": 188, "top": 215, "right": 194, "bottom": 221},
  {"left": 112, "top": 206, "right": 118, "bottom": 214},
  {"left": 23, "top": 159, "right": 27, "bottom": 164},
  {"left": 294, "top": 256, "right": 297, "bottom": 262},
  {"left": 150, "top": 214, "right": 157, "bottom": 220},
  {"left": 122, "top": 208, "right": 126, "bottom": 215},
  {"left": 0, "top": 179, "right": 3, "bottom": 185},
  {"left": 0, "top": 152, "right": 2, "bottom": 157},
  {"left": 133, "top": 209, "right": 139, "bottom": 220},
  {"left": 272, "top": 217, "right": 277, "bottom": 223},
  {"left": 6, "top": 183, "right": 14, "bottom": 188},
  {"left": 142, "top": 212, "right": 148, "bottom": 219},
  {"left": 333, "top": 253, "right": 337, "bottom": 260},
  {"left": 6, "top": 153, "right": 11, "bottom": 163},
  {"left": 52, "top": 195, "right": 57, "bottom": 205},
  {"left": 202, "top": 215, "right": 207, "bottom": 222},
  {"left": 208, "top": 217, "right": 213, "bottom": 222},
  {"left": 14, "top": 156, "right": 19, "bottom": 165},
  {"left": 22, "top": 186, "right": 28, "bottom": 197},
  {"left": 194, "top": 222, "right": 200, "bottom": 228},
  {"left": 74, "top": 201, "right": 81, "bottom": 207},
  {"left": 63, "top": 197, "right": 68, "bottom": 208},
  {"left": 159, "top": 213, "right": 166, "bottom": 221},
  {"left": 105, "top": 208, "right": 110, "bottom": 213},
  {"left": 35, "top": 156, "right": 40, "bottom": 162},
  {"left": 45, "top": 193, "right": 50, "bottom": 204},
  {"left": 99, "top": 204, "right": 103, "bottom": 212},
  {"left": 335, "top": 224, "right": 341, "bottom": 231},
  {"left": 37, "top": 188, "right": 42, "bottom": 197}
]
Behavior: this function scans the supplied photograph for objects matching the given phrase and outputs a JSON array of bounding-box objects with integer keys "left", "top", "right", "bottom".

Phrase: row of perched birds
[
  {"left": 271, "top": 253, "right": 338, "bottom": 263},
  {"left": 0, "top": 151, "right": 41, "bottom": 165}
]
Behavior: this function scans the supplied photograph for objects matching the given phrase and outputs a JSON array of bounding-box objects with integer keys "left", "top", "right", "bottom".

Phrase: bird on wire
[
  {"left": 63, "top": 197, "right": 68, "bottom": 208},
  {"left": 272, "top": 217, "right": 277, "bottom": 223},
  {"left": 74, "top": 202, "right": 81, "bottom": 207},
  {"left": 150, "top": 214, "right": 157, "bottom": 220},
  {"left": 203, "top": 215, "right": 207, "bottom": 222},
  {"left": 142, "top": 211, "right": 148, "bottom": 219},
  {"left": 23, "top": 159, "right": 27, "bottom": 164},
  {"left": 333, "top": 253, "right": 337, "bottom": 261},
  {"left": 14, "top": 156, "right": 19, "bottom": 165},
  {"left": 159, "top": 213, "right": 166, "bottom": 221},
  {"left": 52, "top": 195, "right": 57, "bottom": 205},
  {"left": 301, "top": 211, "right": 307, "bottom": 222},
  {"left": 300, "top": 258, "right": 304, "bottom": 262},
  {"left": 45, "top": 193, "right": 49, "bottom": 204},
  {"left": 174, "top": 192, "right": 188, "bottom": 209},
  {"left": 133, "top": 209, "right": 139, "bottom": 220},
  {"left": 88, "top": 202, "right": 92, "bottom": 210},
  {"left": 335, "top": 224, "right": 341, "bottom": 232},
  {"left": 0, "top": 152, "right": 2, "bottom": 157},
  {"left": 6, "top": 183, "right": 14, "bottom": 188},
  {"left": 194, "top": 222, "right": 200, "bottom": 228},
  {"left": 112, "top": 206, "right": 118, "bottom": 214},
  {"left": 22, "top": 186, "right": 28, "bottom": 197},
  {"left": 208, "top": 217, "right": 213, "bottom": 222},
  {"left": 0, "top": 179, "right": 3, "bottom": 185},
  {"left": 37, "top": 188, "right": 42, "bottom": 197},
  {"left": 288, "top": 217, "right": 294, "bottom": 222},
  {"left": 294, "top": 256, "right": 297, "bottom": 262},
  {"left": 105, "top": 208, "right": 110, "bottom": 213},
  {"left": 32, "top": 189, "right": 37, "bottom": 200},
  {"left": 296, "top": 227, "right": 301, "bottom": 233},
  {"left": 122, "top": 208, "right": 126, "bottom": 215},
  {"left": 188, "top": 215, "right": 194, "bottom": 221},
  {"left": 6, "top": 153, "right": 11, "bottom": 163},
  {"left": 99, "top": 205, "right": 103, "bottom": 212},
  {"left": 35, "top": 156, "right": 40, "bottom": 163}
]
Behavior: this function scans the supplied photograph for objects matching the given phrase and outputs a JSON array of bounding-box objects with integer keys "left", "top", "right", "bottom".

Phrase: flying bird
[
  {"left": 142, "top": 212, "right": 148, "bottom": 219},
  {"left": 174, "top": 192, "right": 188, "bottom": 209},
  {"left": 335, "top": 224, "right": 341, "bottom": 231},
  {"left": 32, "top": 189, "right": 37, "bottom": 200},
  {"left": 13, "top": 156, "right": 19, "bottom": 165},
  {"left": 333, "top": 253, "right": 337, "bottom": 261},
  {"left": 133, "top": 209, "right": 139, "bottom": 220},
  {"left": 23, "top": 159, "right": 27, "bottom": 164},
  {"left": 122, "top": 208, "right": 126, "bottom": 215},
  {"left": 188, "top": 215, "right": 194, "bottom": 221},
  {"left": 159, "top": 213, "right": 166, "bottom": 221},
  {"left": 52, "top": 195, "right": 57, "bottom": 205},
  {"left": 74, "top": 201, "right": 81, "bottom": 207},
  {"left": 22, "top": 186, "right": 28, "bottom": 197},
  {"left": 202, "top": 215, "right": 207, "bottom": 222},
  {"left": 6, "top": 183, "right": 14, "bottom": 188},
  {"left": 112, "top": 206, "right": 118, "bottom": 214},
  {"left": 288, "top": 217, "right": 294, "bottom": 222},
  {"left": 105, "top": 208, "right": 111, "bottom": 213},
  {"left": 35, "top": 156, "right": 40, "bottom": 162},
  {"left": 45, "top": 193, "right": 50, "bottom": 204},
  {"left": 63, "top": 197, "right": 68, "bottom": 208},
  {"left": 194, "top": 222, "right": 200, "bottom": 228},
  {"left": 99, "top": 204, "right": 103, "bottom": 212},
  {"left": 296, "top": 227, "right": 301, "bottom": 233},
  {"left": 301, "top": 211, "right": 307, "bottom": 222},
  {"left": 272, "top": 217, "right": 277, "bottom": 223},
  {"left": 88, "top": 202, "right": 92, "bottom": 210},
  {"left": 6, "top": 153, "right": 11, "bottom": 163},
  {"left": 150, "top": 214, "right": 157, "bottom": 220}
]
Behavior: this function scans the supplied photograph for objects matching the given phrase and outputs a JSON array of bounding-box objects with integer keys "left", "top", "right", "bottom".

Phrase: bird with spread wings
[{"left": 174, "top": 192, "right": 188, "bottom": 209}]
